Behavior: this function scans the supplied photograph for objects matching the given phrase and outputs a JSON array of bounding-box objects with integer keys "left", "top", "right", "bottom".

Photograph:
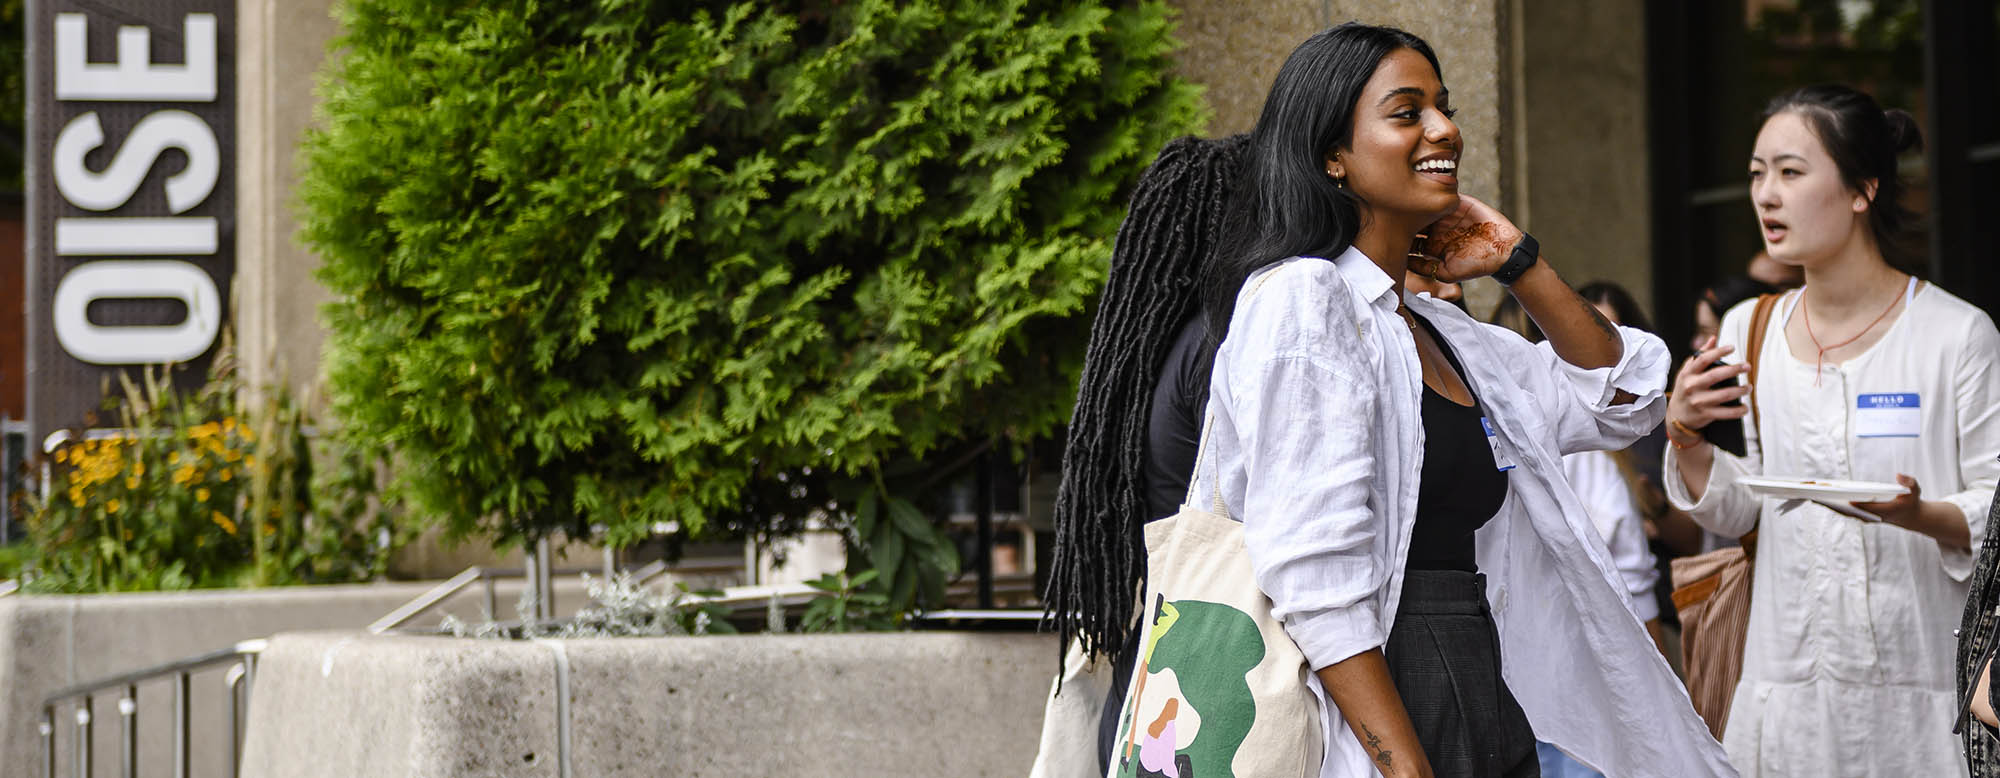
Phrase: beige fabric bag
[
  {"left": 1026, "top": 638, "right": 1115, "bottom": 778},
  {"left": 1101, "top": 421, "right": 1321, "bottom": 778}
]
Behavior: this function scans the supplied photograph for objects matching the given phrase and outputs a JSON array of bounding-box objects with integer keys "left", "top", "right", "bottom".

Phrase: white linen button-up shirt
[
  {"left": 1665, "top": 283, "right": 2000, "bottom": 778},
  {"left": 1189, "top": 248, "right": 1733, "bottom": 778}
]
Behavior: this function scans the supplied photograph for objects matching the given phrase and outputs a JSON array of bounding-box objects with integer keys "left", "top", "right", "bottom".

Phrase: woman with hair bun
[{"left": 1665, "top": 84, "right": 2000, "bottom": 777}]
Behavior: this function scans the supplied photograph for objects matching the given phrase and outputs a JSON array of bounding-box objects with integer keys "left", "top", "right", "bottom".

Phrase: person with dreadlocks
[
  {"left": 1036, "top": 121, "right": 1246, "bottom": 773},
  {"left": 1060, "top": 22, "right": 1733, "bottom": 778}
]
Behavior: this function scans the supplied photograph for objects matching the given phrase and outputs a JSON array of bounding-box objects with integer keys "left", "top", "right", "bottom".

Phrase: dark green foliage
[{"left": 299, "top": 0, "right": 1203, "bottom": 571}]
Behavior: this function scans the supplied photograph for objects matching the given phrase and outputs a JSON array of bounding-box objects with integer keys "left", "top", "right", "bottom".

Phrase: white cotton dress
[{"left": 1665, "top": 281, "right": 2000, "bottom": 778}]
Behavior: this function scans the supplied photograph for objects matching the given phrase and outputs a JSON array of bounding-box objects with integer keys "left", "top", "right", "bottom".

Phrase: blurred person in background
[
  {"left": 1665, "top": 84, "right": 2000, "bottom": 777},
  {"left": 1746, "top": 250, "right": 1803, "bottom": 291},
  {"left": 1690, "top": 275, "right": 1778, "bottom": 356}
]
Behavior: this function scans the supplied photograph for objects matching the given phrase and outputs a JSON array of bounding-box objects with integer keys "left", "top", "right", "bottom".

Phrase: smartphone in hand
[{"left": 1700, "top": 354, "right": 1747, "bottom": 457}]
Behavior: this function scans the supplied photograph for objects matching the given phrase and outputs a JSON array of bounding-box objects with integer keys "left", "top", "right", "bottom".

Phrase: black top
[
  {"left": 1407, "top": 313, "right": 1509, "bottom": 572},
  {"left": 1143, "top": 316, "right": 1213, "bottom": 521}
]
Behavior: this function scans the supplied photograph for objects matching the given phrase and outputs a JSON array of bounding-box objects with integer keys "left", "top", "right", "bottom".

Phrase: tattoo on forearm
[
  {"left": 1583, "top": 297, "right": 1620, "bottom": 343},
  {"left": 1361, "top": 724, "right": 1393, "bottom": 767}
]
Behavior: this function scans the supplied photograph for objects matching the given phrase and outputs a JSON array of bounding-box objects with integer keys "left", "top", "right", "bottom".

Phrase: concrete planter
[
  {"left": 239, "top": 630, "right": 1057, "bottom": 778},
  {"left": 0, "top": 578, "right": 607, "bottom": 778}
]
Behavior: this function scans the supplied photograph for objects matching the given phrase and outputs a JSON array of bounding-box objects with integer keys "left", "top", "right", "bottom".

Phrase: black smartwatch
[{"left": 1492, "top": 232, "right": 1539, "bottom": 286}]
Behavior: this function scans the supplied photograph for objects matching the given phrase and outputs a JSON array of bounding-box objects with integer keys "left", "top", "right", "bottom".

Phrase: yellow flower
[
  {"left": 168, "top": 451, "right": 181, "bottom": 465},
  {"left": 105, "top": 499, "right": 121, "bottom": 514},
  {"left": 219, "top": 469, "right": 232, "bottom": 483},
  {"left": 211, "top": 511, "right": 236, "bottom": 536},
  {"left": 172, "top": 466, "right": 196, "bottom": 486},
  {"left": 67, "top": 487, "right": 83, "bottom": 506},
  {"left": 131, "top": 461, "right": 145, "bottom": 477},
  {"left": 195, "top": 488, "right": 211, "bottom": 502},
  {"left": 124, "top": 476, "right": 138, "bottom": 490}
]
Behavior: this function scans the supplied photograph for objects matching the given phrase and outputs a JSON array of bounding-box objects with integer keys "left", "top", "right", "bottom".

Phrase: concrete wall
[
  {"left": 240, "top": 630, "right": 1058, "bottom": 778},
  {"left": 236, "top": 0, "right": 342, "bottom": 398},
  {"left": 2, "top": 579, "right": 603, "bottom": 778},
  {"left": 1518, "top": 0, "right": 1654, "bottom": 318}
]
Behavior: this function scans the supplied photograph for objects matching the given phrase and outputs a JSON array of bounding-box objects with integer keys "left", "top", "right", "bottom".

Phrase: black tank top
[{"left": 1406, "top": 313, "right": 1509, "bottom": 572}]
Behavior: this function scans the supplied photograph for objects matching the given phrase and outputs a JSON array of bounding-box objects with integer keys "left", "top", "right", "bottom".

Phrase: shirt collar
[{"left": 1332, "top": 245, "right": 1398, "bottom": 308}]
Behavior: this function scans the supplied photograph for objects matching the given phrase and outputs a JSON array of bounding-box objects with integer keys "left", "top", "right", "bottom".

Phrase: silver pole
[
  {"left": 533, "top": 536, "right": 554, "bottom": 623},
  {"left": 74, "top": 697, "right": 90, "bottom": 778},
  {"left": 226, "top": 663, "right": 245, "bottom": 778},
  {"left": 483, "top": 574, "right": 497, "bottom": 622},
  {"left": 119, "top": 685, "right": 136, "bottom": 778},
  {"left": 173, "top": 672, "right": 190, "bottom": 778},
  {"left": 41, "top": 706, "right": 54, "bottom": 778}
]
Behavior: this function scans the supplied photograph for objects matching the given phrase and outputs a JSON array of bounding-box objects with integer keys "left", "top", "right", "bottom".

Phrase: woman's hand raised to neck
[{"left": 1349, "top": 213, "right": 1427, "bottom": 298}]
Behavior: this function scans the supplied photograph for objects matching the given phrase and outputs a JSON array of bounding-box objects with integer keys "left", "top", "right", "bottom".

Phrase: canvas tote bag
[
  {"left": 1101, "top": 418, "right": 1322, "bottom": 778},
  {"left": 1668, "top": 291, "right": 1780, "bottom": 740},
  {"left": 1026, "top": 637, "right": 1117, "bottom": 778}
]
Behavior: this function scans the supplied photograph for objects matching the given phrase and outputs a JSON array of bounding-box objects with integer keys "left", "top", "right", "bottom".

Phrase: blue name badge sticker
[
  {"left": 1481, "top": 417, "right": 1517, "bottom": 471},
  {"left": 1855, "top": 393, "right": 1922, "bottom": 438}
]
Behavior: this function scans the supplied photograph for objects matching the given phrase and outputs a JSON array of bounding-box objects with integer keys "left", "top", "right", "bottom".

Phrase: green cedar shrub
[{"left": 299, "top": 1, "right": 1205, "bottom": 577}]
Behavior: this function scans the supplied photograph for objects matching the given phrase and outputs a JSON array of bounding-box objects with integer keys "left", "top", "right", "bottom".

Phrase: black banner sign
[{"left": 24, "top": 1, "right": 234, "bottom": 446}]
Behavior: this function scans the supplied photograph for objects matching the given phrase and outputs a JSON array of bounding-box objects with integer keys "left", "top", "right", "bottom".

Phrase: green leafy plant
[
  {"left": 298, "top": 0, "right": 1204, "bottom": 606},
  {"left": 848, "top": 488, "right": 958, "bottom": 612},
  {"left": 19, "top": 343, "right": 404, "bottom": 593},
  {"left": 799, "top": 569, "right": 898, "bottom": 633}
]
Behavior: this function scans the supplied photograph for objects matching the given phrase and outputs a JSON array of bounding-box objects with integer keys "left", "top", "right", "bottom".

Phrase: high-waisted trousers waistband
[{"left": 1388, "top": 568, "right": 1539, "bottom": 778}]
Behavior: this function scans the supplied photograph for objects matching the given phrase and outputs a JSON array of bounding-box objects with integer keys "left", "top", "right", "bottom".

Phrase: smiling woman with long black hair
[{"left": 1183, "top": 23, "right": 1730, "bottom": 777}]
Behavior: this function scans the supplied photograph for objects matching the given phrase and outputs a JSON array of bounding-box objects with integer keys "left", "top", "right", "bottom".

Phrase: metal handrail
[
  {"left": 41, "top": 638, "right": 265, "bottom": 778},
  {"left": 0, "top": 579, "right": 18, "bottom": 597},
  {"left": 367, "top": 567, "right": 485, "bottom": 634},
  {"left": 369, "top": 557, "right": 746, "bottom": 634}
]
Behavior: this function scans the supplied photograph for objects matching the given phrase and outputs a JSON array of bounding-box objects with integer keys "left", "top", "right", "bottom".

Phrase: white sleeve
[
  {"left": 1477, "top": 321, "right": 1671, "bottom": 456},
  {"left": 1663, "top": 300, "right": 1764, "bottom": 540},
  {"left": 1235, "top": 353, "right": 1385, "bottom": 670},
  {"left": 1939, "top": 313, "right": 2000, "bottom": 580}
]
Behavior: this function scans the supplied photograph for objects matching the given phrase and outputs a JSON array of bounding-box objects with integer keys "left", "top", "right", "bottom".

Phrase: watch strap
[{"left": 1493, "top": 232, "right": 1539, "bottom": 285}]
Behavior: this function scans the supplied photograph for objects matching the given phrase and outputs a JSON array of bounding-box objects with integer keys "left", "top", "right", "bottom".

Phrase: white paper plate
[{"left": 1739, "top": 476, "right": 1908, "bottom": 503}]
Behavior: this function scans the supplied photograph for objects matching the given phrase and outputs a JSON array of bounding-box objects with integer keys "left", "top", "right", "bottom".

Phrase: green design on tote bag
[{"left": 1112, "top": 597, "right": 1266, "bottom": 778}]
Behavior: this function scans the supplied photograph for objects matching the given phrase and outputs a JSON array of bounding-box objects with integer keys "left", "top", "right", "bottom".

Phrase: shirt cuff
[
  {"left": 1629, "top": 590, "right": 1660, "bottom": 622},
  {"left": 1940, "top": 491, "right": 1991, "bottom": 582},
  {"left": 1663, "top": 444, "right": 1736, "bottom": 514},
  {"left": 1284, "top": 600, "right": 1385, "bottom": 671},
  {"left": 1560, "top": 327, "right": 1670, "bottom": 410}
]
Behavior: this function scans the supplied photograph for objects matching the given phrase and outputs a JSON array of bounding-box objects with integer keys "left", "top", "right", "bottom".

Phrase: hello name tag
[
  {"left": 1482, "top": 416, "right": 1517, "bottom": 471},
  {"left": 1855, "top": 393, "right": 1921, "bottom": 438}
]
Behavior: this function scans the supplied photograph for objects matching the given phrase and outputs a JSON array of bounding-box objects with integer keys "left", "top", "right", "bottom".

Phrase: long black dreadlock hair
[{"left": 1044, "top": 133, "right": 1247, "bottom": 672}]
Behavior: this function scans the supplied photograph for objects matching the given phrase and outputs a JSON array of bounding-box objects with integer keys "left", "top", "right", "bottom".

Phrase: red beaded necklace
[{"left": 1799, "top": 281, "right": 1905, "bottom": 383}]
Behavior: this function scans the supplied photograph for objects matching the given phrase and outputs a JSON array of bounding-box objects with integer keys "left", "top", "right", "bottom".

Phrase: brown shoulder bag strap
[{"left": 1738, "top": 292, "right": 1782, "bottom": 559}]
